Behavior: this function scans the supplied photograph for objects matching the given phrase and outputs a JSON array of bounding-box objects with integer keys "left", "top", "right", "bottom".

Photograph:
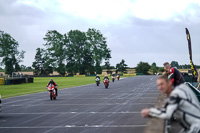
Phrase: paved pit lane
[{"left": 0, "top": 76, "right": 158, "bottom": 133}]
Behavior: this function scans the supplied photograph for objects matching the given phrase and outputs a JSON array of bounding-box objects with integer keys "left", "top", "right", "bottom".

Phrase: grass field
[{"left": 0, "top": 76, "right": 133, "bottom": 99}]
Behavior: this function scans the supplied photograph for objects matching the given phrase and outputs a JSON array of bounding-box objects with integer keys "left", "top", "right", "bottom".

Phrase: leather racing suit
[
  {"left": 47, "top": 81, "right": 58, "bottom": 96},
  {"left": 149, "top": 83, "right": 200, "bottom": 133},
  {"left": 168, "top": 67, "right": 185, "bottom": 87}
]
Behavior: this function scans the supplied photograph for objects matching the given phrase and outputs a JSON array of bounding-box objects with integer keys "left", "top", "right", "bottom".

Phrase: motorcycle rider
[
  {"left": 112, "top": 73, "right": 115, "bottom": 77},
  {"left": 47, "top": 79, "right": 58, "bottom": 96},
  {"left": 103, "top": 75, "right": 109, "bottom": 81},
  {"left": 95, "top": 74, "right": 100, "bottom": 80},
  {"left": 117, "top": 74, "right": 120, "bottom": 78},
  {"left": 163, "top": 62, "right": 185, "bottom": 87},
  {"left": 141, "top": 75, "right": 200, "bottom": 133}
]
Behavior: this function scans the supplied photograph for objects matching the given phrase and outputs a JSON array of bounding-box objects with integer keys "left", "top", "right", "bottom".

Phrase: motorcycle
[
  {"left": 47, "top": 84, "right": 57, "bottom": 100},
  {"left": 112, "top": 76, "right": 115, "bottom": 82},
  {"left": 0, "top": 95, "right": 1, "bottom": 112},
  {"left": 96, "top": 78, "right": 100, "bottom": 86},
  {"left": 117, "top": 75, "right": 120, "bottom": 80},
  {"left": 104, "top": 79, "right": 109, "bottom": 89}
]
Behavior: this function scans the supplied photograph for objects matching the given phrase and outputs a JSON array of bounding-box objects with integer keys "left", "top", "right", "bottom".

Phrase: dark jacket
[
  {"left": 95, "top": 76, "right": 100, "bottom": 80},
  {"left": 103, "top": 76, "right": 109, "bottom": 80},
  {"left": 169, "top": 67, "right": 185, "bottom": 87},
  {"left": 47, "top": 81, "right": 57, "bottom": 87}
]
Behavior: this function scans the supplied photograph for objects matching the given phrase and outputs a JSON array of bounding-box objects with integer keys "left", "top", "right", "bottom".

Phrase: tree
[
  {"left": 32, "top": 48, "right": 53, "bottom": 75},
  {"left": 20, "top": 65, "right": 27, "bottom": 70},
  {"left": 65, "top": 29, "right": 111, "bottom": 74},
  {"left": 150, "top": 62, "right": 158, "bottom": 74},
  {"left": 86, "top": 28, "right": 110, "bottom": 74},
  {"left": 43, "top": 30, "right": 66, "bottom": 76},
  {"left": 171, "top": 61, "right": 179, "bottom": 68},
  {"left": 33, "top": 28, "right": 111, "bottom": 75},
  {"left": 104, "top": 50, "right": 111, "bottom": 69},
  {"left": 116, "top": 59, "right": 128, "bottom": 73},
  {"left": 158, "top": 67, "right": 164, "bottom": 72},
  {"left": 66, "top": 30, "right": 88, "bottom": 74},
  {"left": 135, "top": 62, "right": 150, "bottom": 75},
  {"left": 20, "top": 65, "right": 32, "bottom": 71},
  {"left": 82, "top": 48, "right": 95, "bottom": 74},
  {"left": 0, "top": 30, "right": 25, "bottom": 75}
]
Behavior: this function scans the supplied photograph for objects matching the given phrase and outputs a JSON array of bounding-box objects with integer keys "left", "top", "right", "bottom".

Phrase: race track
[{"left": 0, "top": 76, "right": 159, "bottom": 133}]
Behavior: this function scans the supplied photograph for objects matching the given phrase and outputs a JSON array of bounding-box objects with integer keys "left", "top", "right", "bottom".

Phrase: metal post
[{"left": 12, "top": 72, "right": 14, "bottom": 79}]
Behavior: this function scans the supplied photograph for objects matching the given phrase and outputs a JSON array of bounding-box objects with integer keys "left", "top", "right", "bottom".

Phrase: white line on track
[
  {"left": 3, "top": 96, "right": 158, "bottom": 102},
  {"left": 59, "top": 97, "right": 157, "bottom": 99},
  {"left": 58, "top": 93, "right": 159, "bottom": 95},
  {"left": 0, "top": 111, "right": 141, "bottom": 115},
  {"left": 150, "top": 77, "right": 154, "bottom": 81},
  {"left": 3, "top": 103, "right": 155, "bottom": 107},
  {"left": 3, "top": 93, "right": 158, "bottom": 105},
  {"left": 0, "top": 125, "right": 146, "bottom": 129},
  {"left": 64, "top": 125, "right": 146, "bottom": 128}
]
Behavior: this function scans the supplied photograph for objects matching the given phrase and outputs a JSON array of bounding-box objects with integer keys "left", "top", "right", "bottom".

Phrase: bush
[{"left": 135, "top": 62, "right": 150, "bottom": 75}]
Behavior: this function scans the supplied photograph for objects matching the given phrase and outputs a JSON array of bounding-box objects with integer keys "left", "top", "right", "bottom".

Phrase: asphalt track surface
[{"left": 0, "top": 76, "right": 159, "bottom": 133}]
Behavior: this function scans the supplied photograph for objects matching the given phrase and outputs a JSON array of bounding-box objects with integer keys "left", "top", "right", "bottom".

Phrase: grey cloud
[{"left": 0, "top": 0, "right": 200, "bottom": 67}]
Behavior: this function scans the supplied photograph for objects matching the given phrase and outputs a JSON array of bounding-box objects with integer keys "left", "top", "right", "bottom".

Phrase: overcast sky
[{"left": 1, "top": 0, "right": 200, "bottom": 67}]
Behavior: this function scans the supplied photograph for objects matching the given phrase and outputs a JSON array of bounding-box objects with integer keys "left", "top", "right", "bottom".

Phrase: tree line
[
  {"left": 32, "top": 28, "right": 111, "bottom": 76},
  {"left": 0, "top": 30, "right": 25, "bottom": 75},
  {"left": 135, "top": 61, "right": 200, "bottom": 75},
  {"left": 0, "top": 29, "right": 128, "bottom": 76},
  {"left": 0, "top": 29, "right": 196, "bottom": 76}
]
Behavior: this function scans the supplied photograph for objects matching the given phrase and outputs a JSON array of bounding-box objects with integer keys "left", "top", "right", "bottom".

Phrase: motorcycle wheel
[
  {"left": 50, "top": 92, "right": 53, "bottom": 100},
  {"left": 53, "top": 96, "right": 56, "bottom": 100}
]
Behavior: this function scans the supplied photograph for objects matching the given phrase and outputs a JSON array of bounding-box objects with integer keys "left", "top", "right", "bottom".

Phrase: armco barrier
[
  {"left": 5, "top": 78, "right": 26, "bottom": 85},
  {"left": 0, "top": 78, "right": 5, "bottom": 85},
  {"left": 85, "top": 74, "right": 96, "bottom": 77},
  {"left": 27, "top": 77, "right": 34, "bottom": 83},
  {"left": 3, "top": 78, "right": 34, "bottom": 85},
  {"left": 136, "top": 73, "right": 143, "bottom": 75},
  {"left": 9, "top": 78, "right": 26, "bottom": 85}
]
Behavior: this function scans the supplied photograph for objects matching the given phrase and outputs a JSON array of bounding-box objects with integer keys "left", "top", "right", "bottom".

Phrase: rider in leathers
[
  {"left": 141, "top": 76, "right": 200, "bottom": 133},
  {"left": 163, "top": 62, "right": 185, "bottom": 87},
  {"left": 47, "top": 79, "right": 58, "bottom": 96},
  {"left": 95, "top": 74, "right": 100, "bottom": 80},
  {"left": 103, "top": 75, "right": 109, "bottom": 81}
]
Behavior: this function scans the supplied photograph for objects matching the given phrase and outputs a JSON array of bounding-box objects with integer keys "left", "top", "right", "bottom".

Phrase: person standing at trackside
[
  {"left": 141, "top": 76, "right": 200, "bottom": 133},
  {"left": 47, "top": 79, "right": 58, "bottom": 96},
  {"left": 163, "top": 62, "right": 185, "bottom": 87}
]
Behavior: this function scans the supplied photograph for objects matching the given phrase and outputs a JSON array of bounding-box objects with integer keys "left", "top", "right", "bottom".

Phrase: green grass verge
[{"left": 0, "top": 76, "right": 133, "bottom": 99}]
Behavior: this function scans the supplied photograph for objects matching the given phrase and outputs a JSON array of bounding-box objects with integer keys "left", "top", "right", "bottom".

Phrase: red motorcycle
[
  {"left": 47, "top": 84, "right": 57, "bottom": 100},
  {"left": 117, "top": 75, "right": 120, "bottom": 80},
  {"left": 104, "top": 79, "right": 109, "bottom": 89},
  {"left": 112, "top": 76, "right": 115, "bottom": 82}
]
